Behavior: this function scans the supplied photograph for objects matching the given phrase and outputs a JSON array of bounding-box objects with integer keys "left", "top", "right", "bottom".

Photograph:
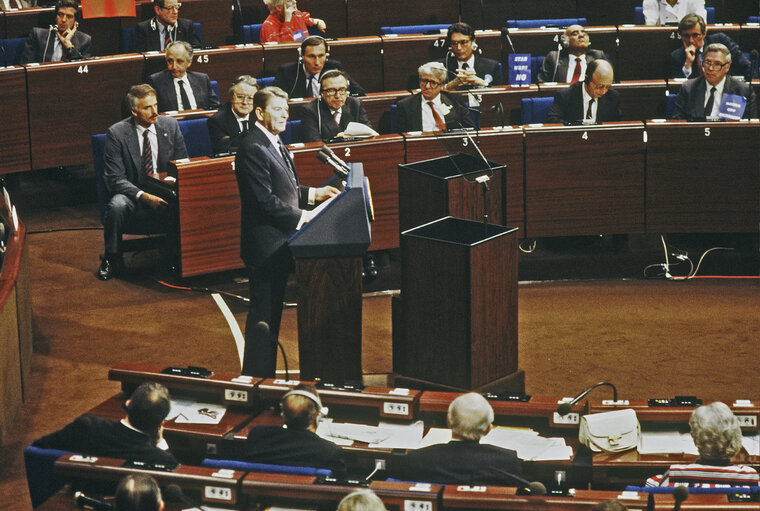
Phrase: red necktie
[
  {"left": 571, "top": 57, "right": 582, "bottom": 83},
  {"left": 428, "top": 101, "right": 447, "bottom": 131}
]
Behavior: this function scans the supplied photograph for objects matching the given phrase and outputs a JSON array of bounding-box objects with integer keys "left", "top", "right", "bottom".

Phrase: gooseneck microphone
[
  {"left": 316, "top": 150, "right": 348, "bottom": 178},
  {"left": 74, "top": 492, "right": 113, "bottom": 511},
  {"left": 491, "top": 469, "right": 547, "bottom": 495},
  {"left": 321, "top": 145, "right": 350, "bottom": 172},
  {"left": 556, "top": 382, "right": 618, "bottom": 416},
  {"left": 672, "top": 485, "right": 689, "bottom": 511}
]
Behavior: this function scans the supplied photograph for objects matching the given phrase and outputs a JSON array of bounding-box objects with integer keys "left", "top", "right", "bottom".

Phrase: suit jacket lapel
[
  {"left": 126, "top": 119, "right": 142, "bottom": 182},
  {"left": 695, "top": 79, "right": 707, "bottom": 118},
  {"left": 156, "top": 121, "right": 169, "bottom": 171},
  {"left": 265, "top": 137, "right": 298, "bottom": 190},
  {"left": 164, "top": 74, "right": 179, "bottom": 111}
]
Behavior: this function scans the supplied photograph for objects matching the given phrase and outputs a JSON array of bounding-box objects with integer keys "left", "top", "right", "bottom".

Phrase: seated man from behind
[
  {"left": 273, "top": 36, "right": 365, "bottom": 99},
  {"left": 537, "top": 24, "right": 605, "bottom": 83},
  {"left": 395, "top": 61, "right": 474, "bottom": 133},
  {"left": 97, "top": 84, "right": 187, "bottom": 281},
  {"left": 439, "top": 22, "right": 502, "bottom": 90},
  {"left": 240, "top": 385, "right": 346, "bottom": 478},
  {"left": 643, "top": 0, "right": 706, "bottom": 26},
  {"left": 395, "top": 393, "right": 522, "bottom": 485},
  {"left": 546, "top": 59, "right": 621, "bottom": 124},
  {"left": 19, "top": 0, "right": 90, "bottom": 64},
  {"left": 672, "top": 43, "right": 757, "bottom": 120},
  {"left": 134, "top": 0, "right": 201, "bottom": 52},
  {"left": 301, "top": 70, "right": 372, "bottom": 142},
  {"left": 147, "top": 41, "right": 220, "bottom": 112},
  {"left": 646, "top": 401, "right": 759, "bottom": 487},
  {"left": 668, "top": 14, "right": 750, "bottom": 79},
  {"left": 33, "top": 382, "right": 178, "bottom": 466},
  {"left": 260, "top": 0, "right": 326, "bottom": 43},
  {"left": 115, "top": 474, "right": 164, "bottom": 511},
  {"left": 208, "top": 75, "right": 258, "bottom": 155}
]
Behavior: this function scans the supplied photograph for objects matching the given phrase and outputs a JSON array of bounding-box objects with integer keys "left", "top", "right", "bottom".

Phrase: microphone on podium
[
  {"left": 672, "top": 485, "right": 689, "bottom": 511},
  {"left": 557, "top": 382, "right": 618, "bottom": 416}
]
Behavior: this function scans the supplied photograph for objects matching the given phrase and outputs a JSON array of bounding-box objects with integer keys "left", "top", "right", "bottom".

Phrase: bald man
[
  {"left": 395, "top": 393, "right": 522, "bottom": 485},
  {"left": 546, "top": 59, "right": 621, "bottom": 123},
  {"left": 537, "top": 24, "right": 606, "bottom": 83}
]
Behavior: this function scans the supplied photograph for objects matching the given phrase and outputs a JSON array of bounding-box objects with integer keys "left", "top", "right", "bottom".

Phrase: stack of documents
[
  {"left": 317, "top": 420, "right": 424, "bottom": 449},
  {"left": 638, "top": 431, "right": 699, "bottom": 455}
]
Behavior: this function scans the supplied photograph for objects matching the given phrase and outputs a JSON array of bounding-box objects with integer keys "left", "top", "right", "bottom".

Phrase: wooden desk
[
  {"left": 2, "top": 6, "right": 53, "bottom": 39},
  {"left": 615, "top": 25, "right": 688, "bottom": 82},
  {"left": 359, "top": 90, "right": 410, "bottom": 133},
  {"left": 454, "top": 85, "right": 539, "bottom": 127},
  {"left": 0, "top": 66, "right": 30, "bottom": 174},
  {"left": 290, "top": 135, "right": 406, "bottom": 251},
  {"left": 26, "top": 54, "right": 145, "bottom": 170},
  {"left": 523, "top": 122, "right": 646, "bottom": 237},
  {"left": 381, "top": 31, "right": 502, "bottom": 92},
  {"left": 644, "top": 120, "right": 760, "bottom": 233},
  {"left": 143, "top": 45, "right": 264, "bottom": 97}
]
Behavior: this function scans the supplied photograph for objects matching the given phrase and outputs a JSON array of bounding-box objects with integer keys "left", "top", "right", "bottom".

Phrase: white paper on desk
[
  {"left": 316, "top": 420, "right": 354, "bottom": 446},
  {"left": 169, "top": 398, "right": 226, "bottom": 424},
  {"left": 638, "top": 431, "right": 698, "bottom": 455},
  {"left": 317, "top": 420, "right": 395, "bottom": 444},
  {"left": 482, "top": 426, "right": 572, "bottom": 461},
  {"left": 417, "top": 427, "right": 452, "bottom": 448},
  {"left": 339, "top": 122, "right": 379, "bottom": 138},
  {"left": 369, "top": 421, "right": 424, "bottom": 449},
  {"left": 743, "top": 432, "right": 760, "bottom": 456}
]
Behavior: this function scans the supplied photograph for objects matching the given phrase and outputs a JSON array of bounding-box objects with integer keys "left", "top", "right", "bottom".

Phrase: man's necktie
[
  {"left": 571, "top": 57, "right": 582, "bottom": 83},
  {"left": 306, "top": 76, "right": 314, "bottom": 98},
  {"left": 585, "top": 98, "right": 595, "bottom": 120},
  {"left": 142, "top": 130, "right": 154, "bottom": 176},
  {"left": 279, "top": 141, "right": 297, "bottom": 182},
  {"left": 704, "top": 86, "right": 716, "bottom": 117},
  {"left": 178, "top": 80, "right": 191, "bottom": 110},
  {"left": 333, "top": 110, "right": 340, "bottom": 125},
  {"left": 164, "top": 26, "right": 172, "bottom": 49},
  {"left": 694, "top": 50, "right": 703, "bottom": 77},
  {"left": 462, "top": 62, "right": 469, "bottom": 70},
  {"left": 241, "top": 120, "right": 249, "bottom": 132},
  {"left": 428, "top": 101, "right": 447, "bottom": 131}
]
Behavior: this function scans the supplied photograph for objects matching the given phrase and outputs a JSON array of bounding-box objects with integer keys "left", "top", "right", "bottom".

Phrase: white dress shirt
[
  {"left": 421, "top": 94, "right": 446, "bottom": 132},
  {"left": 173, "top": 75, "right": 197, "bottom": 110},
  {"left": 642, "top": 0, "right": 707, "bottom": 26},
  {"left": 565, "top": 55, "right": 588, "bottom": 83}
]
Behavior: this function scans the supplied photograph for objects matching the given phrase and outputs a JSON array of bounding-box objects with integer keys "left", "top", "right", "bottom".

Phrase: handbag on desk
[{"left": 579, "top": 408, "right": 640, "bottom": 453}]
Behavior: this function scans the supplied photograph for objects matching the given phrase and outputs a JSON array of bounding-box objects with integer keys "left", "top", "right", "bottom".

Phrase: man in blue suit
[
  {"left": 98, "top": 84, "right": 187, "bottom": 281},
  {"left": 235, "top": 87, "right": 339, "bottom": 376},
  {"left": 19, "top": 0, "right": 91, "bottom": 64},
  {"left": 147, "top": 41, "right": 219, "bottom": 112}
]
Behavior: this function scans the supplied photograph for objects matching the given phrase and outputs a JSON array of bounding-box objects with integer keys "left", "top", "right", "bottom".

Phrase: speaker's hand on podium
[{"left": 315, "top": 185, "right": 340, "bottom": 202}]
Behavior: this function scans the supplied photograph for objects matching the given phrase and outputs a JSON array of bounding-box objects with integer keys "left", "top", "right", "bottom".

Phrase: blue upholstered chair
[
  {"left": 24, "top": 446, "right": 75, "bottom": 508},
  {"left": 242, "top": 24, "right": 263, "bottom": 44},
  {"left": 257, "top": 76, "right": 276, "bottom": 87},
  {"left": 521, "top": 97, "right": 554, "bottom": 124},
  {"left": 531, "top": 56, "right": 545, "bottom": 82},
  {"left": 1, "top": 37, "right": 27, "bottom": 66},
  {"left": 201, "top": 458, "right": 333, "bottom": 476},
  {"left": 380, "top": 24, "right": 450, "bottom": 35},
  {"left": 178, "top": 118, "right": 213, "bottom": 157},
  {"left": 625, "top": 485, "right": 759, "bottom": 495},
  {"left": 506, "top": 18, "right": 587, "bottom": 29},
  {"left": 635, "top": 6, "right": 715, "bottom": 25},
  {"left": 665, "top": 93, "right": 678, "bottom": 119}
]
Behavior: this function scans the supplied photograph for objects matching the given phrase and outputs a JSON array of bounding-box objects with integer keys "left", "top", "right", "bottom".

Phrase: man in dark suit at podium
[
  {"left": 546, "top": 59, "right": 621, "bottom": 124},
  {"left": 397, "top": 393, "right": 522, "bottom": 485},
  {"left": 235, "top": 87, "right": 339, "bottom": 377}
]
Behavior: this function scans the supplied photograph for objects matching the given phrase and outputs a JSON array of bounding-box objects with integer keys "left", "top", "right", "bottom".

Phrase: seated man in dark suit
[
  {"left": 537, "top": 25, "right": 605, "bottom": 83},
  {"left": 240, "top": 385, "right": 346, "bottom": 477},
  {"left": 207, "top": 75, "right": 258, "bottom": 155},
  {"left": 301, "top": 70, "right": 372, "bottom": 142},
  {"left": 98, "top": 84, "right": 187, "bottom": 281},
  {"left": 546, "top": 59, "right": 622, "bottom": 123},
  {"left": 395, "top": 61, "right": 474, "bottom": 133},
  {"left": 19, "top": 0, "right": 90, "bottom": 64},
  {"left": 396, "top": 393, "right": 522, "bottom": 485},
  {"left": 33, "top": 382, "right": 178, "bottom": 466},
  {"left": 147, "top": 41, "right": 219, "bottom": 112},
  {"left": 668, "top": 14, "right": 750, "bottom": 79},
  {"left": 115, "top": 474, "right": 164, "bottom": 511},
  {"left": 439, "top": 22, "right": 502, "bottom": 90},
  {"left": 273, "top": 36, "right": 365, "bottom": 99},
  {"left": 673, "top": 43, "right": 757, "bottom": 120},
  {"left": 134, "top": 0, "right": 201, "bottom": 52}
]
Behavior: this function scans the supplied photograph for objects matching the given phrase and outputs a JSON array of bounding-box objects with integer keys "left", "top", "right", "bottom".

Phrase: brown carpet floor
[{"left": 0, "top": 169, "right": 757, "bottom": 510}]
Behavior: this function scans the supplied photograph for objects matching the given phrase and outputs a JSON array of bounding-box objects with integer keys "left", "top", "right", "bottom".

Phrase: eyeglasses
[
  {"left": 419, "top": 78, "right": 442, "bottom": 87},
  {"left": 702, "top": 59, "right": 728, "bottom": 70},
  {"left": 160, "top": 3, "right": 182, "bottom": 11},
  {"left": 680, "top": 31, "right": 704, "bottom": 40},
  {"left": 450, "top": 39, "right": 471, "bottom": 47},
  {"left": 233, "top": 93, "right": 255, "bottom": 103},
  {"left": 322, "top": 87, "right": 348, "bottom": 96}
]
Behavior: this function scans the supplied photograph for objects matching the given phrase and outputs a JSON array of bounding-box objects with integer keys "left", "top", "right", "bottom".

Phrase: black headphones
[{"left": 297, "top": 35, "right": 330, "bottom": 60}]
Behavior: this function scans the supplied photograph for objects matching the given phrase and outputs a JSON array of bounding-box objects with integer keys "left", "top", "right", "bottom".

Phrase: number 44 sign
[{"left": 508, "top": 53, "right": 531, "bottom": 86}]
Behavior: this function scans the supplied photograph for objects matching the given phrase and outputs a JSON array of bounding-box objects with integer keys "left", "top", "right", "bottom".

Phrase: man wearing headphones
[
  {"left": 240, "top": 385, "right": 346, "bottom": 477},
  {"left": 273, "top": 36, "right": 366, "bottom": 99},
  {"left": 134, "top": 0, "right": 201, "bottom": 52},
  {"left": 32, "top": 382, "right": 178, "bottom": 466},
  {"left": 438, "top": 22, "right": 502, "bottom": 90},
  {"left": 546, "top": 59, "right": 621, "bottom": 123},
  {"left": 537, "top": 25, "right": 605, "bottom": 83},
  {"left": 19, "top": 0, "right": 91, "bottom": 64},
  {"left": 301, "top": 70, "right": 372, "bottom": 142}
]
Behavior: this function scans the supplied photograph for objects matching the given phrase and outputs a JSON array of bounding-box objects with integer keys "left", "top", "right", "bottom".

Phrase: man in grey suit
[
  {"left": 19, "top": 0, "right": 91, "bottom": 64},
  {"left": 98, "top": 84, "right": 187, "bottom": 281},
  {"left": 673, "top": 43, "right": 757, "bottom": 120},
  {"left": 147, "top": 41, "right": 219, "bottom": 112},
  {"left": 537, "top": 25, "right": 605, "bottom": 83},
  {"left": 235, "top": 87, "right": 338, "bottom": 376},
  {"left": 395, "top": 62, "right": 474, "bottom": 133}
]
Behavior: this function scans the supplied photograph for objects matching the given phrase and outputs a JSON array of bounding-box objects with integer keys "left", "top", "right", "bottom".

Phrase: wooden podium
[
  {"left": 288, "top": 164, "right": 372, "bottom": 382},
  {"left": 396, "top": 216, "right": 519, "bottom": 390}
]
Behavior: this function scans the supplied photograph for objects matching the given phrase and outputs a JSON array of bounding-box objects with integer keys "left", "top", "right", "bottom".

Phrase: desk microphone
[
  {"left": 74, "top": 491, "right": 113, "bottom": 511},
  {"left": 490, "top": 469, "right": 546, "bottom": 495},
  {"left": 501, "top": 26, "right": 516, "bottom": 55},
  {"left": 672, "top": 485, "right": 689, "bottom": 511},
  {"left": 164, "top": 484, "right": 201, "bottom": 508},
  {"left": 557, "top": 381, "right": 618, "bottom": 416}
]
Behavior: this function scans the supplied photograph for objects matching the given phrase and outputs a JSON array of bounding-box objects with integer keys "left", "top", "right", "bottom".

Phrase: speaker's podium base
[{"left": 393, "top": 217, "right": 520, "bottom": 391}]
